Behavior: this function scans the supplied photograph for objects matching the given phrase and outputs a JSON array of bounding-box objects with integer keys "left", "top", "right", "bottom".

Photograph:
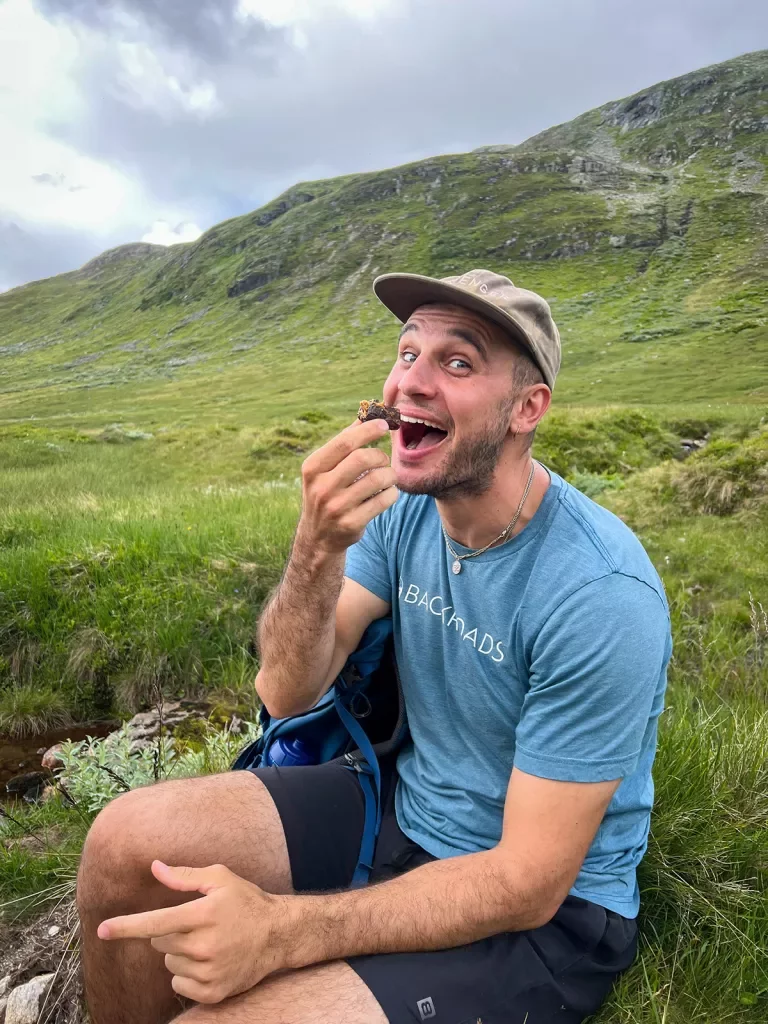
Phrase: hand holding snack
[{"left": 296, "top": 408, "right": 398, "bottom": 556}]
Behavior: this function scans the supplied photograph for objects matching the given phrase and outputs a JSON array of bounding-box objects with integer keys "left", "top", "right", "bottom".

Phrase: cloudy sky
[{"left": 1, "top": 0, "right": 766, "bottom": 292}]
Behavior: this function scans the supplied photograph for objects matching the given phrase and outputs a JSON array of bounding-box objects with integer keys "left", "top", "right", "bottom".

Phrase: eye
[
  {"left": 401, "top": 351, "right": 417, "bottom": 364},
  {"left": 449, "top": 358, "right": 471, "bottom": 370}
]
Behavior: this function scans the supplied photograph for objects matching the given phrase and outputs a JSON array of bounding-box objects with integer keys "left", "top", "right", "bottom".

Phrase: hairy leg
[
  {"left": 77, "top": 771, "right": 292, "bottom": 1024},
  {"left": 173, "top": 961, "right": 388, "bottom": 1024}
]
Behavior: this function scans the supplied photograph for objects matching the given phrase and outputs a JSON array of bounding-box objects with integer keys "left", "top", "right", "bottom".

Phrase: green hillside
[{"left": 1, "top": 50, "right": 767, "bottom": 430}]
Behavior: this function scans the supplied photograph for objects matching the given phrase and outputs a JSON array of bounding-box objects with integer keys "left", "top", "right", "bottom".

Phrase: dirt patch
[{"left": 0, "top": 902, "right": 86, "bottom": 1024}]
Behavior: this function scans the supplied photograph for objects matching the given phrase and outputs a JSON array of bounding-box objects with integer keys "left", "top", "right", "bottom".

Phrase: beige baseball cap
[{"left": 373, "top": 269, "right": 561, "bottom": 390}]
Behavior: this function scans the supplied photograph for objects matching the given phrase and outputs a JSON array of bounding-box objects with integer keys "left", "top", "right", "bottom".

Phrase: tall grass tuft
[
  {"left": 670, "top": 430, "right": 768, "bottom": 517},
  {"left": 0, "top": 685, "right": 74, "bottom": 739}
]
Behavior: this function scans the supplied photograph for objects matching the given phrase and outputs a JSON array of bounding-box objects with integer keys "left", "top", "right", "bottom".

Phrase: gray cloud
[
  {"left": 45, "top": 1, "right": 768, "bottom": 192},
  {"left": 36, "top": 0, "right": 283, "bottom": 62},
  {"left": 31, "top": 172, "right": 65, "bottom": 186},
  {"left": 31, "top": 172, "right": 86, "bottom": 191},
  {"left": 7, "top": 0, "right": 768, "bottom": 289}
]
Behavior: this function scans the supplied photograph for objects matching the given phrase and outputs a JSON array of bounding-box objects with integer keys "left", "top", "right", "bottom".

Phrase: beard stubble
[{"left": 396, "top": 397, "right": 515, "bottom": 500}]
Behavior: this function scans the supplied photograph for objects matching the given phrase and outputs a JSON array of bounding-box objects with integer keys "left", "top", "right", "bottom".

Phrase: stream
[{"left": 0, "top": 721, "right": 117, "bottom": 802}]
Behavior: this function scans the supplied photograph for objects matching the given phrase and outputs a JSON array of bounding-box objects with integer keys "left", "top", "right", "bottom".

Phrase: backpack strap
[
  {"left": 349, "top": 766, "right": 377, "bottom": 887},
  {"left": 333, "top": 687, "right": 384, "bottom": 888}
]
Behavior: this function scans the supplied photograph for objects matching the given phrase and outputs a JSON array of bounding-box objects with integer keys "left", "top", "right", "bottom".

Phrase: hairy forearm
[
  {"left": 276, "top": 849, "right": 557, "bottom": 969},
  {"left": 255, "top": 533, "right": 345, "bottom": 716}
]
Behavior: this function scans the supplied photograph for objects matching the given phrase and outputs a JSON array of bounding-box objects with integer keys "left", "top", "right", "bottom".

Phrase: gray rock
[
  {"left": 227, "top": 270, "right": 275, "bottom": 298},
  {"left": 41, "top": 743, "right": 65, "bottom": 771},
  {"left": 678, "top": 436, "right": 709, "bottom": 459},
  {"left": 0, "top": 995, "right": 8, "bottom": 1022},
  {"left": 0, "top": 977, "right": 11, "bottom": 998},
  {"left": 5, "top": 974, "right": 55, "bottom": 1024},
  {"left": 5, "top": 772, "right": 47, "bottom": 803},
  {"left": 108, "top": 700, "right": 212, "bottom": 753}
]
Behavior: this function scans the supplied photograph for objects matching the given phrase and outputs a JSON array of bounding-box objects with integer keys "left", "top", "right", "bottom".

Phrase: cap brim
[{"left": 373, "top": 272, "right": 533, "bottom": 358}]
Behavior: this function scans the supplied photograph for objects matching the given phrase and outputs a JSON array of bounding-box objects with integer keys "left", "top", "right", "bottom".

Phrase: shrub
[
  {"left": 56, "top": 720, "right": 261, "bottom": 814},
  {"left": 535, "top": 409, "right": 679, "bottom": 479},
  {"left": 567, "top": 470, "right": 625, "bottom": 498}
]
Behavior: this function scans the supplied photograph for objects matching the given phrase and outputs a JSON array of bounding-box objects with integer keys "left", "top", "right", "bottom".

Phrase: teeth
[{"left": 401, "top": 414, "right": 445, "bottom": 429}]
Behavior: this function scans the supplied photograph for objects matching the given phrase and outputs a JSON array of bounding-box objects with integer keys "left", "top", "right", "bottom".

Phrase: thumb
[{"left": 151, "top": 860, "right": 231, "bottom": 895}]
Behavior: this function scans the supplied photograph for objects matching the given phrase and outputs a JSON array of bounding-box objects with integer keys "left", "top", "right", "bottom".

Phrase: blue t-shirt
[{"left": 344, "top": 467, "right": 671, "bottom": 918}]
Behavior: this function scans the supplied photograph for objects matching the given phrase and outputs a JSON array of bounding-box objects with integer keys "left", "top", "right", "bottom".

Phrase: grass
[
  {"left": 595, "top": 701, "right": 768, "bottom": 1023},
  {"left": 1, "top": 407, "right": 767, "bottom": 1022},
  {"left": 2, "top": 404, "right": 764, "bottom": 729},
  {"left": 0, "top": 686, "right": 73, "bottom": 740}
]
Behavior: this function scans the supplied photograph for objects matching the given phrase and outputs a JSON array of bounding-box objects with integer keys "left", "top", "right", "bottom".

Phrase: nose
[{"left": 399, "top": 355, "right": 438, "bottom": 401}]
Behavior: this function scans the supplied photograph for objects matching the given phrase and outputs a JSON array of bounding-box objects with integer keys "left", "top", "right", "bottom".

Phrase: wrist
[
  {"left": 291, "top": 530, "right": 346, "bottom": 576},
  {"left": 273, "top": 894, "right": 344, "bottom": 971}
]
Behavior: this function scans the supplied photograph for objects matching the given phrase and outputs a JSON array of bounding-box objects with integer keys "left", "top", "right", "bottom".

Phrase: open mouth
[{"left": 399, "top": 420, "right": 449, "bottom": 451}]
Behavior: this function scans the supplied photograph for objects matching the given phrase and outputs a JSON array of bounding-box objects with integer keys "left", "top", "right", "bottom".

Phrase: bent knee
[{"left": 77, "top": 783, "right": 168, "bottom": 910}]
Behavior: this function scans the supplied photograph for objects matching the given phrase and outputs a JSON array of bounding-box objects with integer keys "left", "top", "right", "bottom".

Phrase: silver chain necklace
[{"left": 441, "top": 461, "right": 536, "bottom": 575}]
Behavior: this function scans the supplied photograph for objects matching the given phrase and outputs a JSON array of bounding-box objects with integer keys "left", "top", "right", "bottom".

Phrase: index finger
[
  {"left": 98, "top": 899, "right": 202, "bottom": 941},
  {"left": 305, "top": 418, "right": 390, "bottom": 476}
]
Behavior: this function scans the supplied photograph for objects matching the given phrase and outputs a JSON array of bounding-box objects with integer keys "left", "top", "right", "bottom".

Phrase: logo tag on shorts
[{"left": 417, "top": 996, "right": 436, "bottom": 1020}]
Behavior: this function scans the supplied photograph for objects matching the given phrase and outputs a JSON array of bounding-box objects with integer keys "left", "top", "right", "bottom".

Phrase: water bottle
[{"left": 267, "top": 737, "right": 317, "bottom": 767}]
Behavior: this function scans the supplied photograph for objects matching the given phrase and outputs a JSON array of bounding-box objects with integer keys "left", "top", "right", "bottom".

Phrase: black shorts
[{"left": 249, "top": 756, "right": 637, "bottom": 1024}]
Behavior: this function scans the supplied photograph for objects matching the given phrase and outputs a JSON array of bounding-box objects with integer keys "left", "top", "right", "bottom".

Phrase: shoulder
[{"left": 540, "top": 471, "right": 669, "bottom": 616}]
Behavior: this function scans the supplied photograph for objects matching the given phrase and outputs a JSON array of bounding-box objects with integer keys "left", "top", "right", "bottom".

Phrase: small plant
[
  {"left": 56, "top": 720, "right": 261, "bottom": 814},
  {"left": 748, "top": 593, "right": 767, "bottom": 675}
]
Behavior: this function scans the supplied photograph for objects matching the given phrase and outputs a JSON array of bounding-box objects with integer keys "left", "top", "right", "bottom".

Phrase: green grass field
[{"left": 1, "top": 402, "right": 766, "bottom": 1022}]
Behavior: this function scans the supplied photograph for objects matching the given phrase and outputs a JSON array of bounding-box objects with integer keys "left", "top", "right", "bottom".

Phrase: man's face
[{"left": 382, "top": 303, "right": 519, "bottom": 499}]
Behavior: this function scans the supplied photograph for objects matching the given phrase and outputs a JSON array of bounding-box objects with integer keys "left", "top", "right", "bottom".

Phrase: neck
[{"left": 436, "top": 452, "right": 549, "bottom": 550}]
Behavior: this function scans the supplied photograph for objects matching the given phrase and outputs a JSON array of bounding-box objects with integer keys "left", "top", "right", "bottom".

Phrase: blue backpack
[{"left": 230, "top": 617, "right": 408, "bottom": 886}]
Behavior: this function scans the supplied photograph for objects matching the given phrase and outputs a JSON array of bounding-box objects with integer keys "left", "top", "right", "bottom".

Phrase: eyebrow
[
  {"left": 446, "top": 327, "right": 489, "bottom": 361},
  {"left": 398, "top": 322, "right": 489, "bottom": 361}
]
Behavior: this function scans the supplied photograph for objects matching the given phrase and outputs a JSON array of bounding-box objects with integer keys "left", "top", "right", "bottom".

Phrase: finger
[
  {"left": 152, "top": 860, "right": 231, "bottom": 896},
  {"left": 346, "top": 485, "right": 399, "bottom": 531},
  {"left": 151, "top": 934, "right": 208, "bottom": 959},
  {"left": 164, "top": 953, "right": 211, "bottom": 983},
  {"left": 171, "top": 974, "right": 216, "bottom": 1004},
  {"left": 329, "top": 446, "right": 391, "bottom": 490},
  {"left": 344, "top": 466, "right": 397, "bottom": 507},
  {"left": 98, "top": 898, "right": 202, "bottom": 941},
  {"left": 304, "top": 419, "right": 390, "bottom": 476}
]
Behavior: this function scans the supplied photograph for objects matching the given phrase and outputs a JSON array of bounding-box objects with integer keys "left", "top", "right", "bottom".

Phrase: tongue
[{"left": 416, "top": 428, "right": 446, "bottom": 450}]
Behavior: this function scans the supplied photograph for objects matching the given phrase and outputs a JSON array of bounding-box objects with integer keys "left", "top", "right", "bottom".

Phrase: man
[{"left": 78, "top": 270, "right": 672, "bottom": 1024}]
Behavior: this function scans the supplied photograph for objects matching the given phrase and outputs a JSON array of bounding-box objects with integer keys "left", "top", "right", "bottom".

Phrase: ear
[{"left": 515, "top": 384, "right": 551, "bottom": 436}]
